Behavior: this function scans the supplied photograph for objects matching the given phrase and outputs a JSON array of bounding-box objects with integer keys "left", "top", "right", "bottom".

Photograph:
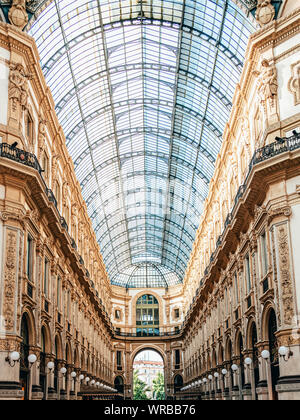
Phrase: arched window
[{"left": 136, "top": 294, "right": 159, "bottom": 337}]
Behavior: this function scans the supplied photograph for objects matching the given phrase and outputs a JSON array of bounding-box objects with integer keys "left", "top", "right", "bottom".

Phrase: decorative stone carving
[
  {"left": 288, "top": 61, "right": 300, "bottom": 105},
  {"left": 8, "top": 63, "right": 32, "bottom": 113},
  {"left": 277, "top": 225, "right": 294, "bottom": 326},
  {"left": 254, "top": 59, "right": 279, "bottom": 125},
  {"left": 0, "top": 210, "right": 25, "bottom": 224},
  {"left": 239, "top": 115, "right": 251, "bottom": 159},
  {"left": 8, "top": 0, "right": 28, "bottom": 30},
  {"left": 26, "top": 208, "right": 40, "bottom": 225},
  {"left": 255, "top": 59, "right": 278, "bottom": 103},
  {"left": 255, "top": 0, "right": 275, "bottom": 27},
  {"left": 3, "top": 230, "right": 17, "bottom": 332},
  {"left": 267, "top": 206, "right": 292, "bottom": 223},
  {"left": 51, "top": 154, "right": 60, "bottom": 182},
  {"left": 62, "top": 181, "right": 69, "bottom": 206},
  {"left": 38, "top": 119, "right": 47, "bottom": 158}
]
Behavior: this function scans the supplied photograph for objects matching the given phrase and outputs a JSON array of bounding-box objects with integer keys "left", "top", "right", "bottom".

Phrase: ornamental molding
[
  {"left": 0, "top": 209, "right": 25, "bottom": 222},
  {"left": 249, "top": 8, "right": 300, "bottom": 55},
  {"left": 267, "top": 205, "right": 292, "bottom": 223}
]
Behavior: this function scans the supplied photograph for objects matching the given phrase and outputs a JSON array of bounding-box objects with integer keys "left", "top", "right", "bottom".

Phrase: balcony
[{"left": 114, "top": 328, "right": 182, "bottom": 338}]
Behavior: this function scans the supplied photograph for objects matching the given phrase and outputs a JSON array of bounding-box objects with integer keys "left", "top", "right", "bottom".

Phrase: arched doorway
[
  {"left": 225, "top": 338, "right": 234, "bottom": 397},
  {"left": 249, "top": 322, "right": 259, "bottom": 399},
  {"left": 236, "top": 333, "right": 245, "bottom": 394},
  {"left": 268, "top": 309, "right": 279, "bottom": 400},
  {"left": 40, "top": 326, "right": 49, "bottom": 399},
  {"left": 132, "top": 349, "right": 165, "bottom": 400},
  {"left": 114, "top": 376, "right": 124, "bottom": 394},
  {"left": 174, "top": 374, "right": 183, "bottom": 395}
]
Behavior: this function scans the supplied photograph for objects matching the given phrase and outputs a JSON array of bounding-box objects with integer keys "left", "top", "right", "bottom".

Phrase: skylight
[{"left": 28, "top": 0, "right": 255, "bottom": 287}]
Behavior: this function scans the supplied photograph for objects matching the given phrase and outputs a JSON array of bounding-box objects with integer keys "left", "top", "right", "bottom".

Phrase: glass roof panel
[{"left": 28, "top": 0, "right": 255, "bottom": 288}]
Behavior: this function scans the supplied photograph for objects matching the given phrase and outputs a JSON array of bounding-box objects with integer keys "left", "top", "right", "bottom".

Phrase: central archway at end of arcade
[{"left": 130, "top": 344, "right": 167, "bottom": 400}]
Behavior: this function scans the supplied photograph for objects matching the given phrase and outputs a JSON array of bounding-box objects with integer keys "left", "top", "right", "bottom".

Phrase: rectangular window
[
  {"left": 42, "top": 153, "right": 49, "bottom": 179},
  {"left": 174, "top": 308, "right": 180, "bottom": 319},
  {"left": 234, "top": 272, "right": 239, "bottom": 305},
  {"left": 67, "top": 291, "right": 71, "bottom": 320},
  {"left": 175, "top": 349, "right": 180, "bottom": 366},
  {"left": 117, "top": 351, "right": 122, "bottom": 366},
  {"left": 57, "top": 276, "right": 61, "bottom": 311},
  {"left": 26, "top": 234, "right": 33, "bottom": 281},
  {"left": 55, "top": 182, "right": 60, "bottom": 210},
  {"left": 136, "top": 309, "right": 141, "bottom": 325},
  {"left": 115, "top": 310, "right": 121, "bottom": 319},
  {"left": 261, "top": 232, "right": 268, "bottom": 277},
  {"left": 44, "top": 258, "right": 49, "bottom": 297},
  {"left": 26, "top": 112, "right": 33, "bottom": 142},
  {"left": 245, "top": 254, "right": 251, "bottom": 293}
]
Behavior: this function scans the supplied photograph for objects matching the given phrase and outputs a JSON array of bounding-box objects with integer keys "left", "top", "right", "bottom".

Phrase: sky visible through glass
[{"left": 28, "top": 0, "right": 255, "bottom": 288}]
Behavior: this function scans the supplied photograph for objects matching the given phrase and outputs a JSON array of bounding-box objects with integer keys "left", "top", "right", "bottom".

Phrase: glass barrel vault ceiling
[{"left": 28, "top": 0, "right": 255, "bottom": 288}]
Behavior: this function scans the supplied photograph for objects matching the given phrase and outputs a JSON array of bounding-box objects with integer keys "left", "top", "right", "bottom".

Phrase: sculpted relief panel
[
  {"left": 277, "top": 224, "right": 295, "bottom": 327},
  {"left": 288, "top": 60, "right": 300, "bottom": 106},
  {"left": 2, "top": 228, "right": 19, "bottom": 335}
]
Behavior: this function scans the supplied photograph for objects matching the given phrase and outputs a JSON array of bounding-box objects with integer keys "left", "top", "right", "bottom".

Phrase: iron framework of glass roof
[{"left": 27, "top": 0, "right": 255, "bottom": 288}]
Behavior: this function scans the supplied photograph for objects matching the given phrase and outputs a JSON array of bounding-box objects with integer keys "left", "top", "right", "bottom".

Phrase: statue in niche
[
  {"left": 254, "top": 59, "right": 279, "bottom": 125},
  {"left": 255, "top": 0, "right": 275, "bottom": 27},
  {"left": 8, "top": 0, "right": 29, "bottom": 30},
  {"left": 8, "top": 63, "right": 31, "bottom": 112},
  {"left": 38, "top": 119, "right": 47, "bottom": 158},
  {"left": 51, "top": 153, "right": 60, "bottom": 181},
  {"left": 256, "top": 59, "right": 278, "bottom": 103}
]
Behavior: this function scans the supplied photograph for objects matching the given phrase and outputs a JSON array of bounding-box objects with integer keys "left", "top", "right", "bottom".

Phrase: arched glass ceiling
[
  {"left": 119, "top": 263, "right": 178, "bottom": 289},
  {"left": 27, "top": 0, "right": 255, "bottom": 287}
]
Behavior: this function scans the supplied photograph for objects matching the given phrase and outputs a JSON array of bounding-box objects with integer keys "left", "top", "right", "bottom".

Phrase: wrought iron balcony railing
[
  {"left": 114, "top": 329, "right": 182, "bottom": 338},
  {"left": 0, "top": 142, "right": 42, "bottom": 173}
]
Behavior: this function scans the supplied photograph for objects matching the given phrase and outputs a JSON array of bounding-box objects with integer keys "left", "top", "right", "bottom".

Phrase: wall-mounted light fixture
[{"left": 5, "top": 351, "right": 20, "bottom": 367}]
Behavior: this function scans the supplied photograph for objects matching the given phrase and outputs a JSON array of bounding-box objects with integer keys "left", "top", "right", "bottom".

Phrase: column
[{"left": 0, "top": 219, "right": 24, "bottom": 400}]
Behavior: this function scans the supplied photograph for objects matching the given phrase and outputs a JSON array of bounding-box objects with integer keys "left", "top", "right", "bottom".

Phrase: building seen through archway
[
  {"left": 0, "top": 0, "right": 300, "bottom": 401},
  {"left": 133, "top": 350, "right": 164, "bottom": 400}
]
